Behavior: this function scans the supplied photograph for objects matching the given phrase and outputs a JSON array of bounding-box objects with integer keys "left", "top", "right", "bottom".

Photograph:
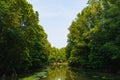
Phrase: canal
[{"left": 20, "top": 65, "right": 120, "bottom": 80}]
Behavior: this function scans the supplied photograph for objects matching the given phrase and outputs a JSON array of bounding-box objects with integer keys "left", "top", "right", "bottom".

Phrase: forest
[
  {"left": 67, "top": 0, "right": 120, "bottom": 72},
  {"left": 0, "top": 0, "right": 120, "bottom": 78}
]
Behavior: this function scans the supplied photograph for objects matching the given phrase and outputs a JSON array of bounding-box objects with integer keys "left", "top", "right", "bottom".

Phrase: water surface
[{"left": 20, "top": 65, "right": 120, "bottom": 80}]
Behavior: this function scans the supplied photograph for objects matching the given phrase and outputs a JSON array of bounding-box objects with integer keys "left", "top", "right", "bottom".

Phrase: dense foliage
[
  {"left": 49, "top": 47, "right": 66, "bottom": 63},
  {"left": 1, "top": 0, "right": 120, "bottom": 76},
  {"left": 66, "top": 0, "right": 120, "bottom": 72},
  {"left": 0, "top": 0, "right": 51, "bottom": 75}
]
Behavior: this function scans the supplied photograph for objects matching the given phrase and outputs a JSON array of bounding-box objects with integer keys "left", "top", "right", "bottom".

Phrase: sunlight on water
[{"left": 56, "top": 78, "right": 61, "bottom": 80}]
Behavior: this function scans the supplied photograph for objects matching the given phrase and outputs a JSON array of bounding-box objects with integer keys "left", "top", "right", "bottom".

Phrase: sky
[{"left": 27, "top": 0, "right": 88, "bottom": 48}]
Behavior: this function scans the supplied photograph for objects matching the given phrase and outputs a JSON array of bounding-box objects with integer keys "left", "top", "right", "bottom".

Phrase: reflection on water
[
  {"left": 44, "top": 66, "right": 66, "bottom": 80},
  {"left": 19, "top": 65, "right": 120, "bottom": 80},
  {"left": 45, "top": 65, "right": 88, "bottom": 80}
]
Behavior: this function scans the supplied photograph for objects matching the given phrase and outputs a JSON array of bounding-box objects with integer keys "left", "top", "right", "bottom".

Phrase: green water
[
  {"left": 1, "top": 65, "right": 120, "bottom": 80},
  {"left": 19, "top": 65, "right": 120, "bottom": 80}
]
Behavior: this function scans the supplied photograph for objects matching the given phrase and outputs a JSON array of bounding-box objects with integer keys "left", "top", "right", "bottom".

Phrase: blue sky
[{"left": 27, "top": 0, "right": 88, "bottom": 48}]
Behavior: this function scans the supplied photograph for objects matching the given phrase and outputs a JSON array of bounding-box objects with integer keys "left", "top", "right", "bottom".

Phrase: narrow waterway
[{"left": 19, "top": 65, "right": 120, "bottom": 80}]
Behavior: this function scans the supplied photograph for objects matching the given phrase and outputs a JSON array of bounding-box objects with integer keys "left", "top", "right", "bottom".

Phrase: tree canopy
[
  {"left": 0, "top": 0, "right": 51, "bottom": 75},
  {"left": 0, "top": 0, "right": 120, "bottom": 76},
  {"left": 66, "top": 0, "right": 120, "bottom": 72}
]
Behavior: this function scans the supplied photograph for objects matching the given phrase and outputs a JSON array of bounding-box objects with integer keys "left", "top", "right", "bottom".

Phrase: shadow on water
[{"left": 2, "top": 65, "right": 120, "bottom": 80}]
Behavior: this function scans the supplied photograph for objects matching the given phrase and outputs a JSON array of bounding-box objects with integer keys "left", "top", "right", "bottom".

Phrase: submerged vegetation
[{"left": 0, "top": 0, "right": 120, "bottom": 79}]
